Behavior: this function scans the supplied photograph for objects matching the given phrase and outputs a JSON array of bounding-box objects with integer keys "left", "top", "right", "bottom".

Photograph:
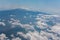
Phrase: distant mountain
[{"left": 0, "top": 8, "right": 49, "bottom": 15}]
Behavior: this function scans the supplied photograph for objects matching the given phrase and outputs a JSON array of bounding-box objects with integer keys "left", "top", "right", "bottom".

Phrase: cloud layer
[{"left": 0, "top": 10, "right": 60, "bottom": 40}]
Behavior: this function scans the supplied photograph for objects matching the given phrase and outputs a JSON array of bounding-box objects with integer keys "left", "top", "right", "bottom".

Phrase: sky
[{"left": 0, "top": 0, "right": 60, "bottom": 14}]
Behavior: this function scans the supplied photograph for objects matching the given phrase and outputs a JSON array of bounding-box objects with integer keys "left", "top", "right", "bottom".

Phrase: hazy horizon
[{"left": 0, "top": 0, "right": 60, "bottom": 15}]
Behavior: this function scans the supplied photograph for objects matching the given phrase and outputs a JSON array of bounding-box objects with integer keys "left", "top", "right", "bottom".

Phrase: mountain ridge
[{"left": 0, "top": 8, "right": 50, "bottom": 15}]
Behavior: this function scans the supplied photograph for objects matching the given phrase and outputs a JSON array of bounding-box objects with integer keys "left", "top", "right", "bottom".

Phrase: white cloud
[
  {"left": 35, "top": 14, "right": 50, "bottom": 29},
  {"left": 40, "top": 31, "right": 60, "bottom": 40},
  {"left": 8, "top": 18, "right": 35, "bottom": 30},
  {"left": 36, "top": 20, "right": 48, "bottom": 29},
  {"left": 12, "top": 37, "right": 21, "bottom": 40},
  {"left": 0, "top": 22, "right": 6, "bottom": 26},
  {"left": 17, "top": 32, "right": 28, "bottom": 39},
  {"left": 7, "top": 14, "right": 60, "bottom": 40},
  {"left": 35, "top": 14, "right": 60, "bottom": 30},
  {"left": 17, "top": 31, "right": 40, "bottom": 40},
  {"left": 34, "top": 14, "right": 60, "bottom": 40},
  {"left": 9, "top": 14, "right": 60, "bottom": 39},
  {"left": 11, "top": 34, "right": 21, "bottom": 40},
  {"left": 0, "top": 33, "right": 8, "bottom": 40},
  {"left": 0, "top": 33, "right": 21, "bottom": 40},
  {"left": 17, "top": 31, "right": 60, "bottom": 40},
  {"left": 51, "top": 23, "right": 60, "bottom": 34}
]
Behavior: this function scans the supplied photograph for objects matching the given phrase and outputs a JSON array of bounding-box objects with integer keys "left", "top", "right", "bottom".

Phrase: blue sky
[{"left": 0, "top": 0, "right": 60, "bottom": 14}]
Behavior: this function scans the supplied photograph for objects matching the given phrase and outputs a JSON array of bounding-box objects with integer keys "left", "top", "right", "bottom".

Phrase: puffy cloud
[
  {"left": 35, "top": 14, "right": 60, "bottom": 40},
  {"left": 0, "top": 33, "right": 21, "bottom": 40},
  {"left": 0, "top": 22, "right": 6, "bottom": 26},
  {"left": 7, "top": 14, "right": 60, "bottom": 40},
  {"left": 17, "top": 31, "right": 60, "bottom": 40},
  {"left": 0, "top": 33, "right": 8, "bottom": 40},
  {"left": 9, "top": 18, "right": 34, "bottom": 30},
  {"left": 35, "top": 14, "right": 60, "bottom": 30},
  {"left": 35, "top": 14, "right": 50, "bottom": 29},
  {"left": 51, "top": 23, "right": 60, "bottom": 34},
  {"left": 0, "top": 13, "right": 59, "bottom": 40},
  {"left": 17, "top": 32, "right": 28, "bottom": 39},
  {"left": 40, "top": 31, "right": 60, "bottom": 40},
  {"left": 12, "top": 37, "right": 21, "bottom": 40},
  {"left": 10, "top": 34, "right": 21, "bottom": 40},
  {"left": 17, "top": 31, "right": 40, "bottom": 40},
  {"left": 36, "top": 20, "right": 48, "bottom": 29}
]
